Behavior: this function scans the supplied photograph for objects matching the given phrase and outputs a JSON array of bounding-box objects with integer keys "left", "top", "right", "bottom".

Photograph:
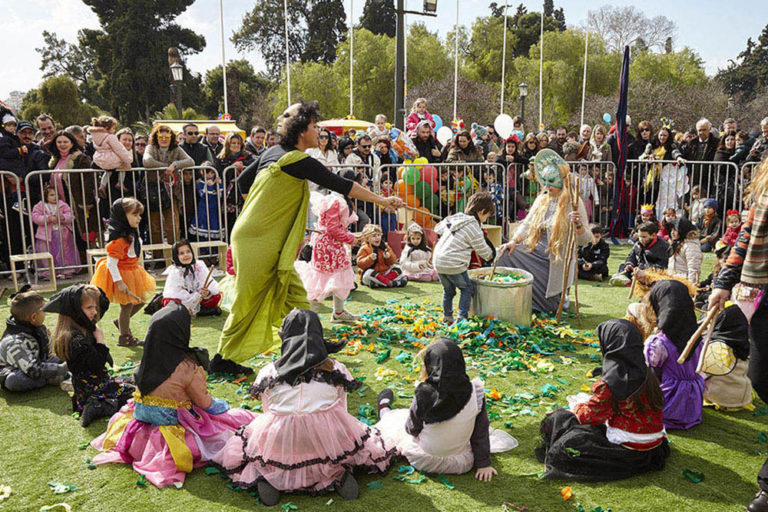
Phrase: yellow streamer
[{"left": 159, "top": 425, "right": 193, "bottom": 473}]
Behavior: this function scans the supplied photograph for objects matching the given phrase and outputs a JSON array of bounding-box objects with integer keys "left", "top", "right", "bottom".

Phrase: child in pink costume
[
  {"left": 295, "top": 192, "right": 360, "bottom": 323},
  {"left": 400, "top": 223, "right": 438, "bottom": 282}
]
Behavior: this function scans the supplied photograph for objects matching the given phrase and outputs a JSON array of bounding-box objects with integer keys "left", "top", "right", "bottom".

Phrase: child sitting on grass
[
  {"left": 537, "top": 319, "right": 668, "bottom": 481},
  {"left": 213, "top": 309, "right": 396, "bottom": 506},
  {"left": 91, "top": 303, "right": 255, "bottom": 488},
  {"left": 0, "top": 290, "right": 68, "bottom": 392},
  {"left": 644, "top": 280, "right": 705, "bottom": 430},
  {"left": 375, "top": 338, "right": 517, "bottom": 480},
  {"left": 703, "top": 304, "right": 753, "bottom": 411},
  {"left": 399, "top": 223, "right": 438, "bottom": 282},
  {"left": 667, "top": 218, "right": 703, "bottom": 284},
  {"left": 578, "top": 225, "right": 610, "bottom": 282},
  {"left": 47, "top": 285, "right": 135, "bottom": 427},
  {"left": 433, "top": 192, "right": 496, "bottom": 324},
  {"left": 356, "top": 224, "right": 407, "bottom": 288},
  {"left": 698, "top": 198, "right": 721, "bottom": 252},
  {"left": 609, "top": 221, "right": 669, "bottom": 287},
  {"left": 720, "top": 210, "right": 742, "bottom": 246},
  {"left": 162, "top": 240, "right": 222, "bottom": 317}
]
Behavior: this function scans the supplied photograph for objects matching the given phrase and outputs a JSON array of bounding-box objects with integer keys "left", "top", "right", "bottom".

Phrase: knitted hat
[
  {"left": 1, "top": 113, "right": 17, "bottom": 126},
  {"left": 704, "top": 198, "right": 719, "bottom": 210}
]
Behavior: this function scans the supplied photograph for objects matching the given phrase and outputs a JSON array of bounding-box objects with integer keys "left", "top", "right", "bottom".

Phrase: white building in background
[{"left": 4, "top": 91, "right": 25, "bottom": 112}]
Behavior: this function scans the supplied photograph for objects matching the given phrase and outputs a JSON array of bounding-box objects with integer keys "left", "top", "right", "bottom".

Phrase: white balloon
[
  {"left": 436, "top": 126, "right": 453, "bottom": 146},
  {"left": 494, "top": 114, "right": 514, "bottom": 139}
]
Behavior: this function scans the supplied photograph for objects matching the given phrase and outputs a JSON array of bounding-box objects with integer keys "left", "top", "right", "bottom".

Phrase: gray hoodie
[{"left": 433, "top": 213, "right": 494, "bottom": 274}]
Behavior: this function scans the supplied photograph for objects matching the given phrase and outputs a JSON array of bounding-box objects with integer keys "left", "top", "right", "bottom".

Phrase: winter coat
[
  {"left": 433, "top": 213, "right": 494, "bottom": 274},
  {"left": 31, "top": 200, "right": 74, "bottom": 240},
  {"left": 345, "top": 151, "right": 381, "bottom": 183},
  {"left": 681, "top": 133, "right": 720, "bottom": 162},
  {"left": 244, "top": 138, "right": 266, "bottom": 158},
  {"left": 0, "top": 317, "right": 66, "bottom": 385},
  {"left": 357, "top": 242, "right": 398, "bottom": 275},
  {"left": 713, "top": 148, "right": 734, "bottom": 162},
  {"left": 180, "top": 141, "right": 214, "bottom": 167},
  {"left": 578, "top": 239, "right": 610, "bottom": 275},
  {"left": 90, "top": 127, "right": 133, "bottom": 171},
  {"left": 731, "top": 139, "right": 754, "bottom": 166},
  {"left": 142, "top": 144, "right": 194, "bottom": 183},
  {"left": 406, "top": 111, "right": 435, "bottom": 132},
  {"left": 413, "top": 135, "right": 442, "bottom": 163},
  {"left": 446, "top": 145, "right": 483, "bottom": 165},
  {"left": 606, "top": 131, "right": 636, "bottom": 166},
  {"left": 620, "top": 236, "right": 669, "bottom": 272},
  {"left": 589, "top": 142, "right": 612, "bottom": 162},
  {"left": 668, "top": 238, "right": 703, "bottom": 283},
  {"left": 0, "top": 129, "right": 26, "bottom": 176}
]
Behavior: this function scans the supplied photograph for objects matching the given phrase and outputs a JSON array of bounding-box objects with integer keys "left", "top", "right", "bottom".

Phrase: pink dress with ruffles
[
  {"left": 295, "top": 192, "right": 358, "bottom": 302},
  {"left": 90, "top": 360, "right": 255, "bottom": 487},
  {"left": 213, "top": 360, "right": 396, "bottom": 494}
]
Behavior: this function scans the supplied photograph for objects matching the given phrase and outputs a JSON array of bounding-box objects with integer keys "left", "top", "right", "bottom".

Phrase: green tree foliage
[
  {"left": 716, "top": 24, "right": 768, "bottom": 99},
  {"left": 21, "top": 76, "right": 100, "bottom": 126},
  {"left": 269, "top": 26, "right": 451, "bottom": 121},
  {"left": 233, "top": 0, "right": 347, "bottom": 74},
  {"left": 360, "top": 0, "right": 396, "bottom": 38},
  {"left": 199, "top": 60, "right": 275, "bottom": 128},
  {"left": 304, "top": 0, "right": 350, "bottom": 63},
  {"left": 153, "top": 103, "right": 206, "bottom": 121},
  {"left": 79, "top": 0, "right": 205, "bottom": 123}
]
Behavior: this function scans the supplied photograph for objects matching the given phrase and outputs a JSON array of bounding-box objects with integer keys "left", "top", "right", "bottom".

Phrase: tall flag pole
[
  {"left": 219, "top": 0, "right": 228, "bottom": 114},
  {"left": 499, "top": 0, "right": 508, "bottom": 115},
  {"left": 453, "top": 0, "right": 459, "bottom": 121},
  {"left": 538, "top": 7, "right": 543, "bottom": 130},
  {"left": 349, "top": 0, "right": 354, "bottom": 116},
  {"left": 610, "top": 46, "right": 631, "bottom": 237},
  {"left": 580, "top": 9, "right": 589, "bottom": 129},
  {"left": 284, "top": 0, "right": 291, "bottom": 106}
]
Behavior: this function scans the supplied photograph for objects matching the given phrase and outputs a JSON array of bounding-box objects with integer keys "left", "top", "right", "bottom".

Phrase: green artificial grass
[{"left": 1, "top": 245, "right": 766, "bottom": 512}]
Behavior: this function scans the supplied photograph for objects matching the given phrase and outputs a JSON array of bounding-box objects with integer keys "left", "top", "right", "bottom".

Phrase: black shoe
[
  {"left": 377, "top": 389, "right": 394, "bottom": 419},
  {"left": 209, "top": 353, "right": 254, "bottom": 376},
  {"left": 534, "top": 445, "right": 547, "bottom": 463},
  {"left": 749, "top": 491, "right": 768, "bottom": 512},
  {"left": 198, "top": 306, "right": 222, "bottom": 317},
  {"left": 81, "top": 398, "right": 118, "bottom": 427},
  {"left": 257, "top": 480, "right": 280, "bottom": 506},
  {"left": 336, "top": 471, "right": 359, "bottom": 500}
]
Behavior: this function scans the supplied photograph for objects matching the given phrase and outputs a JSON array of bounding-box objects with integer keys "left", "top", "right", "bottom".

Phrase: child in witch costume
[
  {"left": 90, "top": 303, "right": 255, "bottom": 488},
  {"left": 0, "top": 290, "right": 68, "bottom": 392},
  {"left": 213, "top": 309, "right": 396, "bottom": 506},
  {"left": 162, "top": 240, "right": 222, "bottom": 317},
  {"left": 702, "top": 304, "right": 753, "bottom": 411},
  {"left": 91, "top": 198, "right": 156, "bottom": 346},
  {"left": 47, "top": 285, "right": 135, "bottom": 426},
  {"left": 644, "top": 280, "right": 705, "bottom": 430},
  {"left": 375, "top": 338, "right": 517, "bottom": 479},
  {"left": 536, "top": 319, "right": 669, "bottom": 481}
]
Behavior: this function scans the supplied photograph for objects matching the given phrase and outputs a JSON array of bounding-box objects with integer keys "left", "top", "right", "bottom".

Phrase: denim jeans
[{"left": 438, "top": 271, "right": 474, "bottom": 319}]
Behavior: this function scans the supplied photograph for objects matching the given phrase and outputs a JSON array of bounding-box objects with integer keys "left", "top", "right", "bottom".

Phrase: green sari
[{"left": 217, "top": 150, "right": 311, "bottom": 362}]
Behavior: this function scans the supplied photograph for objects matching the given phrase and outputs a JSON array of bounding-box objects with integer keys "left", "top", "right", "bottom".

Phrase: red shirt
[{"left": 574, "top": 380, "right": 665, "bottom": 450}]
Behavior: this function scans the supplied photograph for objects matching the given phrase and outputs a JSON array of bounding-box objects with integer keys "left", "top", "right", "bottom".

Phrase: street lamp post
[
  {"left": 170, "top": 61, "right": 184, "bottom": 115},
  {"left": 519, "top": 82, "right": 528, "bottom": 123}
]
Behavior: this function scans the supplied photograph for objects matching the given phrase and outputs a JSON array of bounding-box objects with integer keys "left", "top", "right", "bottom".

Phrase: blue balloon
[
  {"left": 433, "top": 114, "right": 443, "bottom": 131},
  {"left": 512, "top": 130, "right": 524, "bottom": 140},
  {"left": 603, "top": 113, "right": 612, "bottom": 123}
]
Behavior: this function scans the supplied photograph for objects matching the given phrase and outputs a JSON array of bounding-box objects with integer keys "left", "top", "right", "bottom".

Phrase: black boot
[
  {"left": 749, "top": 491, "right": 768, "bottom": 512},
  {"left": 209, "top": 353, "right": 254, "bottom": 376},
  {"left": 198, "top": 306, "right": 222, "bottom": 317},
  {"left": 336, "top": 471, "right": 359, "bottom": 500},
  {"left": 81, "top": 398, "right": 118, "bottom": 427},
  {"left": 257, "top": 480, "right": 281, "bottom": 506}
]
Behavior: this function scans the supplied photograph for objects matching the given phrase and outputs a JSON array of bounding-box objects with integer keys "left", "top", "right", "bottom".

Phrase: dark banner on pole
[{"left": 610, "top": 46, "right": 631, "bottom": 237}]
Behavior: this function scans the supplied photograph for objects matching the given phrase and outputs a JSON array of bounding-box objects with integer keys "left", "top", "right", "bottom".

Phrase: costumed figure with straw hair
[
  {"left": 709, "top": 158, "right": 768, "bottom": 512},
  {"left": 497, "top": 149, "right": 592, "bottom": 313}
]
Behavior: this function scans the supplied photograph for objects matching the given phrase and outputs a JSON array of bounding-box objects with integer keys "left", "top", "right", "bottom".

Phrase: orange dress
[{"left": 91, "top": 237, "right": 156, "bottom": 305}]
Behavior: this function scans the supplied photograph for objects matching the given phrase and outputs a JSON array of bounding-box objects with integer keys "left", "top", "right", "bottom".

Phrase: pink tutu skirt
[
  {"left": 91, "top": 401, "right": 255, "bottom": 487},
  {"left": 294, "top": 261, "right": 356, "bottom": 302},
  {"left": 213, "top": 402, "right": 396, "bottom": 494}
]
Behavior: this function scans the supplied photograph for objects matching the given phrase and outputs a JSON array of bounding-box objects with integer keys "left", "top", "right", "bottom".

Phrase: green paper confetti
[
  {"left": 396, "top": 465, "right": 415, "bottom": 476},
  {"left": 204, "top": 467, "right": 221, "bottom": 476},
  {"left": 682, "top": 469, "right": 704, "bottom": 483},
  {"left": 77, "top": 442, "right": 89, "bottom": 450},
  {"left": 438, "top": 474, "right": 455, "bottom": 490},
  {"left": 577, "top": 503, "right": 612, "bottom": 512},
  {"left": 555, "top": 377, "right": 571, "bottom": 386},
  {"left": 366, "top": 480, "right": 384, "bottom": 489},
  {"left": 755, "top": 406, "right": 768, "bottom": 417},
  {"left": 565, "top": 448, "right": 581, "bottom": 458},
  {"left": 136, "top": 475, "right": 147, "bottom": 487},
  {"left": 281, "top": 502, "right": 298, "bottom": 511},
  {"left": 325, "top": 498, "right": 334, "bottom": 506},
  {"left": 47, "top": 481, "right": 78, "bottom": 494}
]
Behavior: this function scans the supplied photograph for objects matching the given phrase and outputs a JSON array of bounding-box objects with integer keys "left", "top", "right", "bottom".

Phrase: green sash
[{"left": 217, "top": 150, "right": 311, "bottom": 361}]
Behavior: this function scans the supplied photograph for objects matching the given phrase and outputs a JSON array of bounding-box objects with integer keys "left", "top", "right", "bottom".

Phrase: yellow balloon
[{"left": 413, "top": 157, "right": 429, "bottom": 170}]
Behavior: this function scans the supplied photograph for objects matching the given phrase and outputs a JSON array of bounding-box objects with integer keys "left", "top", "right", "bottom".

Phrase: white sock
[{"left": 333, "top": 296, "right": 345, "bottom": 315}]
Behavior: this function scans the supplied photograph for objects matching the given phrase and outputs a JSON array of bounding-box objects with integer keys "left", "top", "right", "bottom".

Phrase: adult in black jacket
[
  {"left": 412, "top": 120, "right": 442, "bottom": 163},
  {"left": 606, "top": 117, "right": 636, "bottom": 167},
  {"left": 680, "top": 119, "right": 720, "bottom": 194},
  {"left": 17, "top": 121, "right": 48, "bottom": 179},
  {"left": 179, "top": 123, "right": 214, "bottom": 169},
  {"left": 0, "top": 110, "right": 26, "bottom": 177},
  {"left": 215, "top": 133, "right": 255, "bottom": 236},
  {"left": 579, "top": 226, "right": 611, "bottom": 281},
  {"left": 203, "top": 125, "right": 223, "bottom": 158},
  {"left": 609, "top": 221, "right": 669, "bottom": 286}
]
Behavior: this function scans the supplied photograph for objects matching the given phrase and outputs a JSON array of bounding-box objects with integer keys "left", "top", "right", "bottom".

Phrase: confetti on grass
[
  {"left": 77, "top": 442, "right": 89, "bottom": 450},
  {"left": 136, "top": 475, "right": 147, "bottom": 487},
  {"left": 438, "top": 474, "right": 455, "bottom": 490},
  {"left": 0, "top": 485, "right": 11, "bottom": 501},
  {"left": 204, "top": 467, "right": 221, "bottom": 476},
  {"left": 40, "top": 504, "right": 72, "bottom": 512},
  {"left": 281, "top": 503, "right": 298, "bottom": 511},
  {"left": 47, "top": 482, "right": 78, "bottom": 495},
  {"left": 560, "top": 486, "right": 573, "bottom": 500},
  {"left": 682, "top": 469, "right": 705, "bottom": 483},
  {"left": 576, "top": 504, "right": 612, "bottom": 512},
  {"left": 366, "top": 480, "right": 384, "bottom": 489}
]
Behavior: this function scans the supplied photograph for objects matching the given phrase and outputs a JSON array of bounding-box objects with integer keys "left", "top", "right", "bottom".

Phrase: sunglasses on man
[
  {"left": 360, "top": 144, "right": 371, "bottom": 149},
  {"left": 186, "top": 131, "right": 199, "bottom": 136}
]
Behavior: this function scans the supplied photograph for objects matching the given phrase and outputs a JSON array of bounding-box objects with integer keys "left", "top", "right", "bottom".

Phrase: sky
[{"left": 3, "top": 0, "right": 768, "bottom": 101}]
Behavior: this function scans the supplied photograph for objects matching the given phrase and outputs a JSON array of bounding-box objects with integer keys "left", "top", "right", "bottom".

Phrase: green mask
[{"left": 534, "top": 149, "right": 565, "bottom": 189}]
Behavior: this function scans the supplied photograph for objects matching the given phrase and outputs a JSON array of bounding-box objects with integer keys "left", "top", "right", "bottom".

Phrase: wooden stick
[
  {"left": 306, "top": 228, "right": 322, "bottom": 234},
  {"left": 556, "top": 175, "right": 577, "bottom": 322},
  {"left": 572, "top": 175, "right": 581, "bottom": 326},
  {"left": 627, "top": 273, "right": 638, "bottom": 300},
  {"left": 677, "top": 307, "right": 720, "bottom": 364},
  {"left": 202, "top": 264, "right": 216, "bottom": 290},
  {"left": 402, "top": 205, "right": 442, "bottom": 220},
  {"left": 695, "top": 312, "right": 719, "bottom": 374},
  {"left": 489, "top": 258, "right": 500, "bottom": 280}
]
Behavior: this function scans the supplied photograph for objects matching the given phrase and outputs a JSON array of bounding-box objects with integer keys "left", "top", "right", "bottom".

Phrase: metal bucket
[{"left": 467, "top": 267, "right": 534, "bottom": 327}]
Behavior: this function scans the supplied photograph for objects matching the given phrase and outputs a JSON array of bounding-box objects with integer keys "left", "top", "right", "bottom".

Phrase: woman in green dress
[{"left": 210, "top": 102, "right": 403, "bottom": 375}]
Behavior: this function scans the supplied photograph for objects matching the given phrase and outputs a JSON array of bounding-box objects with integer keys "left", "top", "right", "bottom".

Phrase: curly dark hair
[
  {"left": 282, "top": 101, "right": 321, "bottom": 146},
  {"left": 149, "top": 124, "right": 178, "bottom": 150}
]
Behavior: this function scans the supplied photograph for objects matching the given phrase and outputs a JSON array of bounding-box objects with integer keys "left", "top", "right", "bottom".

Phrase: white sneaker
[
  {"left": 609, "top": 274, "right": 631, "bottom": 287},
  {"left": 331, "top": 310, "right": 360, "bottom": 323},
  {"left": 59, "top": 378, "right": 73, "bottom": 393}
]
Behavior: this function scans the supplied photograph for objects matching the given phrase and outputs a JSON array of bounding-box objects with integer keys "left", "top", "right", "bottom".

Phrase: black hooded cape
[
  {"left": 648, "top": 280, "right": 698, "bottom": 359},
  {"left": 596, "top": 319, "right": 647, "bottom": 402},
  {"left": 414, "top": 338, "right": 473, "bottom": 424}
]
